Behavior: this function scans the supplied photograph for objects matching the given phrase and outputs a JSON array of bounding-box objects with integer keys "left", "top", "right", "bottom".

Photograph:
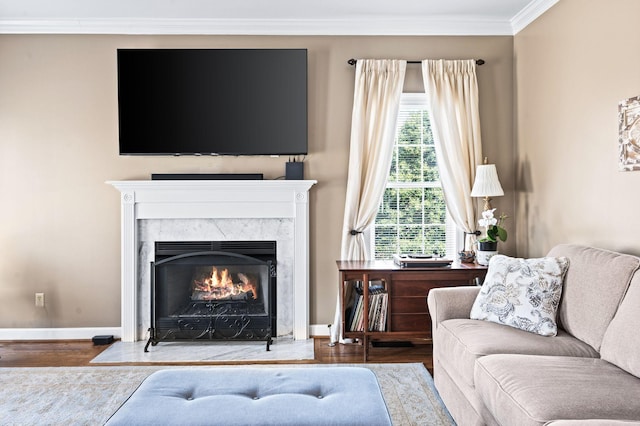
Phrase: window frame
[{"left": 365, "top": 93, "right": 463, "bottom": 259}]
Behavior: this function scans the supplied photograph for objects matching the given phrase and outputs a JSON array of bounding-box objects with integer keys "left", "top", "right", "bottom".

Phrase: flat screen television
[{"left": 117, "top": 48, "right": 308, "bottom": 156}]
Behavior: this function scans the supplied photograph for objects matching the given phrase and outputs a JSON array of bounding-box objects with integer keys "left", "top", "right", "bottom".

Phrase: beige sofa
[{"left": 427, "top": 244, "right": 640, "bottom": 426}]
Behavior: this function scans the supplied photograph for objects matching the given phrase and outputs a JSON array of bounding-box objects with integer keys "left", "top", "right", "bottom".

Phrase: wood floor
[{"left": 0, "top": 337, "right": 433, "bottom": 373}]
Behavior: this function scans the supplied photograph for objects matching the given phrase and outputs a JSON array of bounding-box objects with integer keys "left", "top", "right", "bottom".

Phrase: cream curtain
[
  {"left": 421, "top": 60, "right": 483, "bottom": 250},
  {"left": 329, "top": 59, "right": 406, "bottom": 344}
]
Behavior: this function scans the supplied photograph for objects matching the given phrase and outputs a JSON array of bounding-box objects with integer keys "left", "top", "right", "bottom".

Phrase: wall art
[{"left": 618, "top": 95, "right": 640, "bottom": 171}]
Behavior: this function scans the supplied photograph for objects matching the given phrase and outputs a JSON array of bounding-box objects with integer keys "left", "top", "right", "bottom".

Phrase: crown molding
[
  {"left": 0, "top": 16, "right": 516, "bottom": 36},
  {"left": 0, "top": 0, "right": 560, "bottom": 37},
  {"left": 511, "top": 0, "right": 559, "bottom": 34}
]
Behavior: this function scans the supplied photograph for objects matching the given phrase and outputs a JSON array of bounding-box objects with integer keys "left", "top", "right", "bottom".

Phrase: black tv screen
[{"left": 117, "top": 48, "right": 307, "bottom": 155}]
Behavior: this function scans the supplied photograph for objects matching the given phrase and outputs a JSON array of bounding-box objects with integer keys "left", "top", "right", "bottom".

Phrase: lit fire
[{"left": 192, "top": 266, "right": 258, "bottom": 301}]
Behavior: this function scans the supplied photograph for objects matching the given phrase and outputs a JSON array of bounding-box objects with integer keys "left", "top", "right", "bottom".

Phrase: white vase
[
  {"left": 476, "top": 241, "right": 498, "bottom": 266},
  {"left": 476, "top": 250, "right": 498, "bottom": 266}
]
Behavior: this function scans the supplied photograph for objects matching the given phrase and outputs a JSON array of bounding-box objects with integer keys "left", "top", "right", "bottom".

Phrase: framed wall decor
[{"left": 618, "top": 95, "right": 640, "bottom": 171}]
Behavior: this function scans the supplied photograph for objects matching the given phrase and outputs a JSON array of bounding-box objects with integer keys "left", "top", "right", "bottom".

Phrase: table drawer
[
  {"left": 392, "top": 279, "right": 473, "bottom": 297},
  {"left": 390, "top": 297, "right": 428, "bottom": 314},
  {"left": 390, "top": 313, "right": 429, "bottom": 332}
]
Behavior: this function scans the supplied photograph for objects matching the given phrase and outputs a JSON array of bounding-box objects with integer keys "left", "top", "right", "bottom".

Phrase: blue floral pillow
[{"left": 470, "top": 254, "right": 570, "bottom": 336}]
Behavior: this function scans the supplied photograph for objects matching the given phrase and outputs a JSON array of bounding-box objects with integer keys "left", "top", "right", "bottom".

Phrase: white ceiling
[{"left": 0, "top": 0, "right": 558, "bottom": 35}]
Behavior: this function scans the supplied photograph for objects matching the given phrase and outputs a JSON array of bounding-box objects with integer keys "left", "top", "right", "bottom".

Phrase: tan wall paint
[
  {"left": 0, "top": 34, "right": 513, "bottom": 329},
  {"left": 515, "top": 0, "right": 640, "bottom": 257}
]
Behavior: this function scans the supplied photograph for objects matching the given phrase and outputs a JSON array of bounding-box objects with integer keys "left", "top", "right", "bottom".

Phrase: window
[{"left": 370, "top": 93, "right": 460, "bottom": 260}]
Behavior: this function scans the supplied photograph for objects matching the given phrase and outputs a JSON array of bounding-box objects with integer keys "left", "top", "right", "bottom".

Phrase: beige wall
[
  {"left": 0, "top": 34, "right": 514, "bottom": 330},
  {"left": 515, "top": 0, "right": 640, "bottom": 257}
]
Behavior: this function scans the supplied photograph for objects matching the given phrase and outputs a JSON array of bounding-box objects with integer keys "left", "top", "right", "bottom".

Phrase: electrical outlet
[{"left": 35, "top": 293, "right": 45, "bottom": 307}]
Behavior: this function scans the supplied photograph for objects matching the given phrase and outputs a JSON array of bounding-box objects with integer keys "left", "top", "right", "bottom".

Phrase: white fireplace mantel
[{"left": 108, "top": 179, "right": 316, "bottom": 342}]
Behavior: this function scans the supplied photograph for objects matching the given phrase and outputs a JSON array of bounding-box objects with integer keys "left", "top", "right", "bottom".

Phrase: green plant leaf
[{"left": 496, "top": 227, "right": 507, "bottom": 242}]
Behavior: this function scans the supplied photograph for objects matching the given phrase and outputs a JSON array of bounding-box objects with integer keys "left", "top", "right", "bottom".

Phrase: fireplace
[
  {"left": 146, "top": 241, "right": 277, "bottom": 351},
  {"left": 107, "top": 180, "right": 315, "bottom": 342}
]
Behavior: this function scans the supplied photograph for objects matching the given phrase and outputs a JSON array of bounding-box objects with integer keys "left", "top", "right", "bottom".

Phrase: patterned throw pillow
[{"left": 470, "top": 254, "right": 570, "bottom": 336}]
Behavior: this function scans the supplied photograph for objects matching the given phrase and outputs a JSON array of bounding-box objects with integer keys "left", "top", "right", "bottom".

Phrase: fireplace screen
[{"left": 145, "top": 241, "right": 276, "bottom": 352}]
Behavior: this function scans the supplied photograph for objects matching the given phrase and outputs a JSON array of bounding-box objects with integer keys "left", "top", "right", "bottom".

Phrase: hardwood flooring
[
  {"left": 0, "top": 340, "right": 108, "bottom": 367},
  {"left": 0, "top": 337, "right": 433, "bottom": 373}
]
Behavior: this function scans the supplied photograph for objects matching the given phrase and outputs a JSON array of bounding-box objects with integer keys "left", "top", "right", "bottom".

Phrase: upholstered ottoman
[{"left": 105, "top": 367, "right": 392, "bottom": 425}]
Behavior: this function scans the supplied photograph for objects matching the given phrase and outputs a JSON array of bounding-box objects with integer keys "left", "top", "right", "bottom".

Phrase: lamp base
[{"left": 482, "top": 196, "right": 492, "bottom": 212}]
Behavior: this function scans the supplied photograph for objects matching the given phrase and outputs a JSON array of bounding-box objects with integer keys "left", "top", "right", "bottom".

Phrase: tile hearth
[{"left": 91, "top": 338, "right": 314, "bottom": 363}]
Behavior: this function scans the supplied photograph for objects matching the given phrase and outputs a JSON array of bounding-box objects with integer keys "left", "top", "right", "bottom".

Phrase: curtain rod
[{"left": 347, "top": 58, "right": 485, "bottom": 66}]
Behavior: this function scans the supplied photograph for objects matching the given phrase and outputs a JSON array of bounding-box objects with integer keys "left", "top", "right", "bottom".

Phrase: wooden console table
[{"left": 337, "top": 260, "right": 487, "bottom": 361}]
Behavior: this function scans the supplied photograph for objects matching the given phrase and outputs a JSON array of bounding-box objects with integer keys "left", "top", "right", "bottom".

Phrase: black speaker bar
[{"left": 151, "top": 173, "right": 264, "bottom": 180}]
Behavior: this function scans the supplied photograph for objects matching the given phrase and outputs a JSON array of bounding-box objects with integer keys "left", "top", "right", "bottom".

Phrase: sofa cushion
[
  {"left": 475, "top": 354, "right": 640, "bottom": 426},
  {"left": 436, "top": 318, "right": 599, "bottom": 388},
  {"left": 547, "top": 244, "right": 640, "bottom": 351},
  {"left": 470, "top": 255, "right": 569, "bottom": 336},
  {"left": 601, "top": 273, "right": 640, "bottom": 378},
  {"left": 432, "top": 357, "right": 499, "bottom": 426}
]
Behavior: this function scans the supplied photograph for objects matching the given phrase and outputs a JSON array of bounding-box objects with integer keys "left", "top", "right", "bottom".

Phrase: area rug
[{"left": 0, "top": 363, "right": 454, "bottom": 426}]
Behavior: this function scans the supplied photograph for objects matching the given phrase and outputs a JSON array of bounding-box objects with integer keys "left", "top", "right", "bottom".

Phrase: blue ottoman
[{"left": 106, "top": 367, "right": 392, "bottom": 425}]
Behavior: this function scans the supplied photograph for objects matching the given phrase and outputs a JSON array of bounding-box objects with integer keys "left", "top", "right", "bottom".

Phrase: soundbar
[{"left": 151, "top": 173, "right": 264, "bottom": 180}]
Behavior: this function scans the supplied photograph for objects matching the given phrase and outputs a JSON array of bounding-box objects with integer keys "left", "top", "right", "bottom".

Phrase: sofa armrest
[{"left": 427, "top": 286, "right": 480, "bottom": 331}]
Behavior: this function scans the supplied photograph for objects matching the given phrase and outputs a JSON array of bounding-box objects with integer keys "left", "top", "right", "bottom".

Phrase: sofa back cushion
[
  {"left": 600, "top": 272, "right": 640, "bottom": 378},
  {"left": 547, "top": 244, "right": 639, "bottom": 351}
]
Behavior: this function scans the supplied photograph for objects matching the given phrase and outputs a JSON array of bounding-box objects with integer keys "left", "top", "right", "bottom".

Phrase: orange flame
[{"left": 193, "top": 266, "right": 258, "bottom": 300}]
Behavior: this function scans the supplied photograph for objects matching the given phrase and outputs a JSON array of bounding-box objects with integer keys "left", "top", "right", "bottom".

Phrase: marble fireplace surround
[{"left": 108, "top": 180, "right": 316, "bottom": 342}]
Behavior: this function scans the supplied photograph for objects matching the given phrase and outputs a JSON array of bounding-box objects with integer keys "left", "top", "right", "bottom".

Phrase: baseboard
[
  {"left": 309, "top": 323, "right": 330, "bottom": 337},
  {"left": 0, "top": 327, "right": 121, "bottom": 341}
]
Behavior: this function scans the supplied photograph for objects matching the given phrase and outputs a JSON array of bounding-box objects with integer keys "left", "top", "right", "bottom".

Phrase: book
[
  {"left": 344, "top": 280, "right": 360, "bottom": 330},
  {"left": 345, "top": 279, "right": 389, "bottom": 332},
  {"left": 379, "top": 293, "right": 388, "bottom": 331},
  {"left": 351, "top": 294, "right": 363, "bottom": 331}
]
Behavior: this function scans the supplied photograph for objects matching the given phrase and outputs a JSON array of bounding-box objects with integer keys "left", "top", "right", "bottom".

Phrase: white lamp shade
[{"left": 470, "top": 164, "right": 504, "bottom": 197}]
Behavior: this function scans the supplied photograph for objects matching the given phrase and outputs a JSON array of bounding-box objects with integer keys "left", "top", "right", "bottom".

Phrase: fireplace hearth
[{"left": 145, "top": 241, "right": 276, "bottom": 352}]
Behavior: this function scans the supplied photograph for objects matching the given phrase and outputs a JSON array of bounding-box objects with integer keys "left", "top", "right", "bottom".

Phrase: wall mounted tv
[{"left": 117, "top": 48, "right": 308, "bottom": 156}]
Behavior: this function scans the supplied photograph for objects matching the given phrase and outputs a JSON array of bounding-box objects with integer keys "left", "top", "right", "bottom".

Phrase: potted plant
[{"left": 476, "top": 208, "right": 508, "bottom": 265}]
